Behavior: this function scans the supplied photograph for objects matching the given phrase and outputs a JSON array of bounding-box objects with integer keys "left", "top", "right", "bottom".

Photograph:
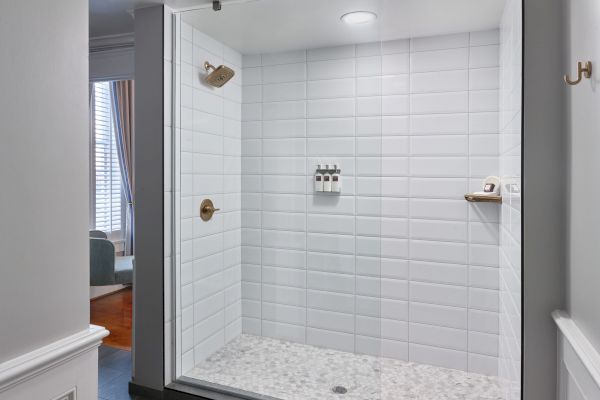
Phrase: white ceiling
[
  {"left": 181, "top": 0, "right": 506, "bottom": 55},
  {"left": 89, "top": 0, "right": 214, "bottom": 38},
  {"left": 90, "top": 0, "right": 506, "bottom": 52}
]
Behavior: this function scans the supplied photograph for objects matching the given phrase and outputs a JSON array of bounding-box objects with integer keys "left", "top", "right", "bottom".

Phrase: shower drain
[{"left": 331, "top": 385, "right": 348, "bottom": 394}]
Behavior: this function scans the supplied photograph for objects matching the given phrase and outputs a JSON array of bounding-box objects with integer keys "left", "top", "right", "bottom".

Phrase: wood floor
[{"left": 91, "top": 287, "right": 132, "bottom": 351}]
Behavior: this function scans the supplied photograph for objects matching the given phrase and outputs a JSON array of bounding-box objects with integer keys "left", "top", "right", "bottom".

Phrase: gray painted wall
[
  {"left": 132, "top": 5, "right": 165, "bottom": 391},
  {"left": 522, "top": 0, "right": 566, "bottom": 399},
  {"left": 564, "top": 0, "right": 600, "bottom": 354},
  {"left": 0, "top": 0, "right": 90, "bottom": 363}
]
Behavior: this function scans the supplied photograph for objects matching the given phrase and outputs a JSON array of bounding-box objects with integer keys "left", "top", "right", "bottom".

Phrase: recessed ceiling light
[{"left": 341, "top": 11, "right": 377, "bottom": 25}]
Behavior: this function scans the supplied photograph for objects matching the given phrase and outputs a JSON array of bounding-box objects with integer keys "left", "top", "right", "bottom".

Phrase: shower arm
[{"left": 204, "top": 61, "right": 217, "bottom": 72}]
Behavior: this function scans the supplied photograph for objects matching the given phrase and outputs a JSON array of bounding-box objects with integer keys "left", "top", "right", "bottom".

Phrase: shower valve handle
[{"left": 200, "top": 199, "right": 220, "bottom": 221}]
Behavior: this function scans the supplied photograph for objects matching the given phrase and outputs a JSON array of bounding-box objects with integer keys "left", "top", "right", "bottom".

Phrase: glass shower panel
[
  {"left": 169, "top": 1, "right": 524, "bottom": 399},
  {"left": 171, "top": 2, "right": 385, "bottom": 399}
]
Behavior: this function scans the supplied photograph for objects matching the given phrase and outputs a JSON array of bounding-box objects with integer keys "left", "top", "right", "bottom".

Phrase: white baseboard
[
  {"left": 0, "top": 325, "right": 109, "bottom": 400},
  {"left": 554, "top": 310, "right": 600, "bottom": 400}
]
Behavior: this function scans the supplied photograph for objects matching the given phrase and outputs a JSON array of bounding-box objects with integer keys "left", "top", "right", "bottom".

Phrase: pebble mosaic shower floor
[{"left": 186, "top": 334, "right": 504, "bottom": 400}]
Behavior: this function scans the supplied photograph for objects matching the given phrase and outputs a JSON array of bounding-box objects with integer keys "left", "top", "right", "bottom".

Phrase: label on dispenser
[
  {"left": 331, "top": 174, "right": 340, "bottom": 192},
  {"left": 323, "top": 174, "right": 331, "bottom": 192},
  {"left": 314, "top": 174, "right": 323, "bottom": 192}
]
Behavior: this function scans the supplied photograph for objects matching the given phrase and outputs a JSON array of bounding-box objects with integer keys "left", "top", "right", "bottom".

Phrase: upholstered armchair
[{"left": 89, "top": 231, "right": 134, "bottom": 286}]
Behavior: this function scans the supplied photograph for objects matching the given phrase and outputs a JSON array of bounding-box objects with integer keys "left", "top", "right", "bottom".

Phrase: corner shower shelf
[{"left": 464, "top": 193, "right": 502, "bottom": 203}]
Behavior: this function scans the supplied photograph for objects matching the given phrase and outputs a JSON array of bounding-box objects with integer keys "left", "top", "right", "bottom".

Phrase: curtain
[{"left": 111, "top": 80, "right": 135, "bottom": 256}]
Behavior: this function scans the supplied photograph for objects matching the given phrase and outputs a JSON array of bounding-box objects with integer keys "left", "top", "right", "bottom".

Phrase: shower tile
[
  {"left": 242, "top": 54, "right": 261, "bottom": 68},
  {"left": 307, "top": 327, "right": 354, "bottom": 352},
  {"left": 307, "top": 117, "right": 355, "bottom": 137},
  {"left": 307, "top": 214, "right": 355, "bottom": 235},
  {"left": 262, "top": 211, "right": 305, "bottom": 231},
  {"left": 470, "top": 29, "right": 500, "bottom": 46},
  {"left": 307, "top": 233, "right": 354, "bottom": 255},
  {"left": 382, "top": 38, "right": 410, "bottom": 54},
  {"left": 356, "top": 55, "right": 382, "bottom": 76},
  {"left": 411, "top": 33, "right": 469, "bottom": 52},
  {"left": 411, "top": 135, "right": 468, "bottom": 156},
  {"left": 307, "top": 290, "right": 354, "bottom": 314},
  {"left": 382, "top": 75, "right": 410, "bottom": 95},
  {"left": 382, "top": 53, "right": 410, "bottom": 75},
  {"left": 410, "top": 302, "right": 468, "bottom": 330},
  {"left": 357, "top": 96, "right": 381, "bottom": 116},
  {"left": 307, "top": 98, "right": 355, "bottom": 118},
  {"left": 410, "top": 281, "right": 468, "bottom": 308},
  {"left": 410, "top": 48, "right": 469, "bottom": 72},
  {"left": 469, "top": 45, "right": 500, "bottom": 68},
  {"left": 242, "top": 66, "right": 262, "bottom": 85},
  {"left": 263, "top": 81, "right": 307, "bottom": 102},
  {"left": 263, "top": 62, "right": 307, "bottom": 83},
  {"left": 409, "top": 343, "right": 468, "bottom": 370},
  {"left": 410, "top": 219, "right": 468, "bottom": 242},
  {"left": 410, "top": 157, "right": 468, "bottom": 178},
  {"left": 307, "top": 309, "right": 354, "bottom": 334},
  {"left": 356, "top": 76, "right": 382, "bottom": 97},
  {"left": 262, "top": 138, "right": 306, "bottom": 156},
  {"left": 307, "top": 137, "right": 355, "bottom": 156},
  {"left": 308, "top": 44, "right": 355, "bottom": 61},
  {"left": 411, "top": 113, "right": 468, "bottom": 134},
  {"left": 193, "top": 29, "right": 223, "bottom": 56},
  {"left": 469, "top": 67, "right": 500, "bottom": 90},
  {"left": 356, "top": 41, "right": 382, "bottom": 57},
  {"left": 262, "top": 119, "right": 306, "bottom": 138},
  {"left": 468, "top": 288, "right": 500, "bottom": 312},
  {"left": 262, "top": 50, "right": 306, "bottom": 66},
  {"left": 307, "top": 78, "right": 355, "bottom": 99},
  {"left": 382, "top": 94, "right": 409, "bottom": 115},
  {"left": 262, "top": 100, "right": 306, "bottom": 120},
  {"left": 307, "top": 59, "right": 355, "bottom": 80},
  {"left": 469, "top": 89, "right": 499, "bottom": 112},
  {"left": 410, "top": 91, "right": 468, "bottom": 114},
  {"left": 410, "top": 70, "right": 468, "bottom": 93},
  {"left": 261, "top": 320, "right": 305, "bottom": 342}
]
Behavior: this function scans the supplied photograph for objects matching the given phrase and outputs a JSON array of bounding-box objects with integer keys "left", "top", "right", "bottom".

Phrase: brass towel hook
[{"left": 564, "top": 61, "right": 592, "bottom": 85}]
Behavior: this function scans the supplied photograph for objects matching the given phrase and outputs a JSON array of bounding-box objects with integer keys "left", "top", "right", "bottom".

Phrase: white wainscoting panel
[
  {"left": 0, "top": 325, "right": 108, "bottom": 400},
  {"left": 555, "top": 310, "right": 600, "bottom": 400}
]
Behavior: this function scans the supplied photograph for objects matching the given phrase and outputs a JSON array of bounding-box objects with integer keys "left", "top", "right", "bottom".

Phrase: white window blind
[{"left": 92, "top": 82, "right": 122, "bottom": 234}]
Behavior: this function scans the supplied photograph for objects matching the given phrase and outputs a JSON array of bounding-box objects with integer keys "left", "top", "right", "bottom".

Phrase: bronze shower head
[{"left": 204, "top": 61, "right": 235, "bottom": 87}]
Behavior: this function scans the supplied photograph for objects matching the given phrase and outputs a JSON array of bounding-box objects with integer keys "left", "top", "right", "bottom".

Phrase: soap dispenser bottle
[
  {"left": 331, "top": 164, "right": 341, "bottom": 193},
  {"left": 323, "top": 164, "right": 332, "bottom": 192},
  {"left": 314, "top": 164, "right": 324, "bottom": 192}
]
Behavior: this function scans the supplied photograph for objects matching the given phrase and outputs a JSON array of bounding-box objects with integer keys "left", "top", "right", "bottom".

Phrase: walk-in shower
[{"left": 165, "top": 0, "right": 522, "bottom": 399}]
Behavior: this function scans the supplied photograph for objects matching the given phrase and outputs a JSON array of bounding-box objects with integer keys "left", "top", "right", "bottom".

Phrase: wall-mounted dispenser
[
  {"left": 314, "top": 164, "right": 324, "bottom": 192},
  {"left": 315, "top": 163, "right": 341, "bottom": 193}
]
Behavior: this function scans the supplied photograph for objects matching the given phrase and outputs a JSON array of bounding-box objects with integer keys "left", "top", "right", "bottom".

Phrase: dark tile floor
[{"left": 98, "top": 345, "right": 148, "bottom": 400}]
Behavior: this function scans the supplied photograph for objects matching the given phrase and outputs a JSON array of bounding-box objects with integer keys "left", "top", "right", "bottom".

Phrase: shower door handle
[{"left": 200, "top": 199, "right": 220, "bottom": 221}]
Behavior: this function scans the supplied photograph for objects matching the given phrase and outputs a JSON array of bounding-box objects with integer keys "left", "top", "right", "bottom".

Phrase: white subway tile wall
[
  {"left": 498, "top": 0, "right": 522, "bottom": 397},
  {"left": 178, "top": 22, "right": 243, "bottom": 371},
  {"left": 239, "top": 30, "right": 501, "bottom": 375},
  {"left": 173, "top": 26, "right": 503, "bottom": 376}
]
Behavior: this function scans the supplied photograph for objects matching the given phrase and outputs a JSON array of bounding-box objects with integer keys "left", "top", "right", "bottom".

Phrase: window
[{"left": 91, "top": 81, "right": 123, "bottom": 236}]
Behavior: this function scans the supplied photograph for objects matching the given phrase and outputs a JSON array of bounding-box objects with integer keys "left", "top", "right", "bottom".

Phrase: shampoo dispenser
[
  {"left": 331, "top": 164, "right": 341, "bottom": 192},
  {"left": 314, "top": 164, "right": 324, "bottom": 192},
  {"left": 323, "top": 164, "right": 332, "bottom": 192}
]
